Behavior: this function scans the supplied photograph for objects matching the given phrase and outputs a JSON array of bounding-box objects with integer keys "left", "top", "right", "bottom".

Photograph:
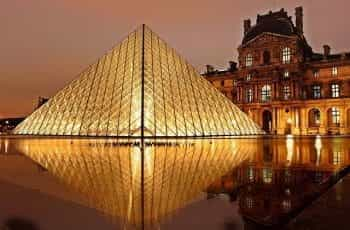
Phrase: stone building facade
[{"left": 204, "top": 7, "right": 350, "bottom": 135}]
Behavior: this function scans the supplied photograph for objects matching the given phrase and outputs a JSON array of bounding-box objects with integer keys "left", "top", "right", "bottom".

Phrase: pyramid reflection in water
[
  {"left": 16, "top": 138, "right": 257, "bottom": 229},
  {"left": 14, "top": 25, "right": 262, "bottom": 137}
]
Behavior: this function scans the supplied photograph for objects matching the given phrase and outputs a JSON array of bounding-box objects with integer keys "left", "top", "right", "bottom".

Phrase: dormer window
[
  {"left": 245, "top": 54, "right": 253, "bottom": 67},
  {"left": 332, "top": 66, "right": 338, "bottom": 76},
  {"left": 282, "top": 47, "right": 291, "bottom": 64}
]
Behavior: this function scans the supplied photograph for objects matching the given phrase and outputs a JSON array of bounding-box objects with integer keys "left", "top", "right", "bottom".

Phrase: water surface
[{"left": 0, "top": 136, "right": 349, "bottom": 229}]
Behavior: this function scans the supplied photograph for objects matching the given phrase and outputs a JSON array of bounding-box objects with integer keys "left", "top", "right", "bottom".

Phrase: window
[
  {"left": 221, "top": 80, "right": 225, "bottom": 87},
  {"left": 332, "top": 66, "right": 338, "bottom": 76},
  {"left": 331, "top": 107, "right": 340, "bottom": 125},
  {"left": 246, "top": 74, "right": 252, "bottom": 81},
  {"left": 261, "top": 85, "right": 271, "bottom": 102},
  {"left": 246, "top": 197, "right": 254, "bottom": 209},
  {"left": 245, "top": 53, "right": 253, "bottom": 67},
  {"left": 282, "top": 47, "right": 291, "bottom": 64},
  {"left": 283, "top": 86, "right": 291, "bottom": 100},
  {"left": 284, "top": 170, "right": 291, "bottom": 184},
  {"left": 309, "top": 108, "right": 321, "bottom": 127},
  {"left": 263, "top": 50, "right": 271, "bottom": 65},
  {"left": 282, "top": 200, "right": 292, "bottom": 212},
  {"left": 333, "top": 151, "right": 342, "bottom": 165},
  {"left": 313, "top": 70, "right": 319, "bottom": 78},
  {"left": 248, "top": 167, "right": 254, "bottom": 182},
  {"left": 312, "top": 85, "right": 321, "bottom": 99},
  {"left": 246, "top": 88, "right": 253, "bottom": 103},
  {"left": 331, "top": 83, "right": 340, "bottom": 98},
  {"left": 284, "top": 71, "right": 290, "bottom": 78},
  {"left": 263, "top": 168, "right": 273, "bottom": 184}
]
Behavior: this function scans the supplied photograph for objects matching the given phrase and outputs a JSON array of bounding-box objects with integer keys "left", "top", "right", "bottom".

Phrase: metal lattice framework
[
  {"left": 14, "top": 25, "right": 262, "bottom": 137},
  {"left": 15, "top": 138, "right": 257, "bottom": 228}
]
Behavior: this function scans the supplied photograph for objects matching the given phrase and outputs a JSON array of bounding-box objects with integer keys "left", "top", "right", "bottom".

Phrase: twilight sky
[{"left": 1, "top": 0, "right": 350, "bottom": 118}]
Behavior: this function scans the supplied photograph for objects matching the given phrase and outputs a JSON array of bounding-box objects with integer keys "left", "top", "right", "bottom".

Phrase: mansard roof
[{"left": 242, "top": 9, "right": 298, "bottom": 45}]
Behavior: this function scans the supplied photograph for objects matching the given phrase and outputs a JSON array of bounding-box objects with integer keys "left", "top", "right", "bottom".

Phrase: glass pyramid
[{"left": 14, "top": 25, "right": 262, "bottom": 137}]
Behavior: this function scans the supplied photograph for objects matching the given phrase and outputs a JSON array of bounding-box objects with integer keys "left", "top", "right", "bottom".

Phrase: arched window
[
  {"left": 261, "top": 85, "right": 271, "bottom": 102},
  {"left": 263, "top": 50, "right": 271, "bottom": 65},
  {"left": 245, "top": 53, "right": 253, "bottom": 67},
  {"left": 308, "top": 108, "right": 321, "bottom": 127},
  {"left": 282, "top": 47, "right": 291, "bottom": 64}
]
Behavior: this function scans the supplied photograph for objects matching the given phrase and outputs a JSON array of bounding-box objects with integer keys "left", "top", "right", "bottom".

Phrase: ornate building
[{"left": 204, "top": 7, "right": 350, "bottom": 135}]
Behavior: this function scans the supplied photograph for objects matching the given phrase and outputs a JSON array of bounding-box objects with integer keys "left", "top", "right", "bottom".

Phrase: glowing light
[
  {"left": 4, "top": 139, "right": 9, "bottom": 154},
  {"left": 315, "top": 135, "right": 322, "bottom": 166},
  {"left": 15, "top": 138, "right": 257, "bottom": 227},
  {"left": 13, "top": 25, "right": 262, "bottom": 137},
  {"left": 286, "top": 135, "right": 294, "bottom": 166}
]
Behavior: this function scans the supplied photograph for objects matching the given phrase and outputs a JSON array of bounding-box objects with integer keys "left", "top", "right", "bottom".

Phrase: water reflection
[
  {"left": 14, "top": 138, "right": 257, "bottom": 229},
  {"left": 208, "top": 137, "right": 350, "bottom": 228},
  {"left": 1, "top": 137, "right": 350, "bottom": 229}
]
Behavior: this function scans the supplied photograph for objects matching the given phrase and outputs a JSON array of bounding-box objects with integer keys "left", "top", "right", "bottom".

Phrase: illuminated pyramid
[{"left": 14, "top": 25, "right": 262, "bottom": 137}]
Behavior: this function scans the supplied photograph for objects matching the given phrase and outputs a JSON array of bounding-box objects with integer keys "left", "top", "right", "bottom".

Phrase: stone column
[
  {"left": 340, "top": 106, "right": 346, "bottom": 134},
  {"left": 345, "top": 107, "right": 350, "bottom": 134},
  {"left": 277, "top": 108, "right": 285, "bottom": 135},
  {"left": 319, "top": 107, "right": 327, "bottom": 135},
  {"left": 293, "top": 108, "right": 301, "bottom": 135},
  {"left": 300, "top": 108, "right": 307, "bottom": 135}
]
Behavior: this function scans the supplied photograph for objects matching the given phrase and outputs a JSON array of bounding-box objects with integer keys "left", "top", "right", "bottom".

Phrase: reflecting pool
[{"left": 0, "top": 136, "right": 350, "bottom": 229}]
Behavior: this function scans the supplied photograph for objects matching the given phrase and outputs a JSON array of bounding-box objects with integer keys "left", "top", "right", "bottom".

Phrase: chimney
[
  {"left": 323, "top": 45, "right": 331, "bottom": 58},
  {"left": 228, "top": 61, "right": 237, "bottom": 71},
  {"left": 295, "top": 6, "right": 303, "bottom": 34},
  {"left": 206, "top": 65, "right": 215, "bottom": 74},
  {"left": 244, "top": 19, "right": 251, "bottom": 35}
]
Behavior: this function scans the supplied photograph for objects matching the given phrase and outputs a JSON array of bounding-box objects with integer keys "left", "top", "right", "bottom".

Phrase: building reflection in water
[
  {"left": 207, "top": 137, "right": 350, "bottom": 227},
  {"left": 14, "top": 138, "right": 258, "bottom": 229}
]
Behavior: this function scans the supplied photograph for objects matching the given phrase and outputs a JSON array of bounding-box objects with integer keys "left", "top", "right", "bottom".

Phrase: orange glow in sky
[{"left": 1, "top": 0, "right": 350, "bottom": 118}]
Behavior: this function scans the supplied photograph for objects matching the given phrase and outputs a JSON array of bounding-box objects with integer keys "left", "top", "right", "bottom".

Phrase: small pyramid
[{"left": 14, "top": 25, "right": 263, "bottom": 137}]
